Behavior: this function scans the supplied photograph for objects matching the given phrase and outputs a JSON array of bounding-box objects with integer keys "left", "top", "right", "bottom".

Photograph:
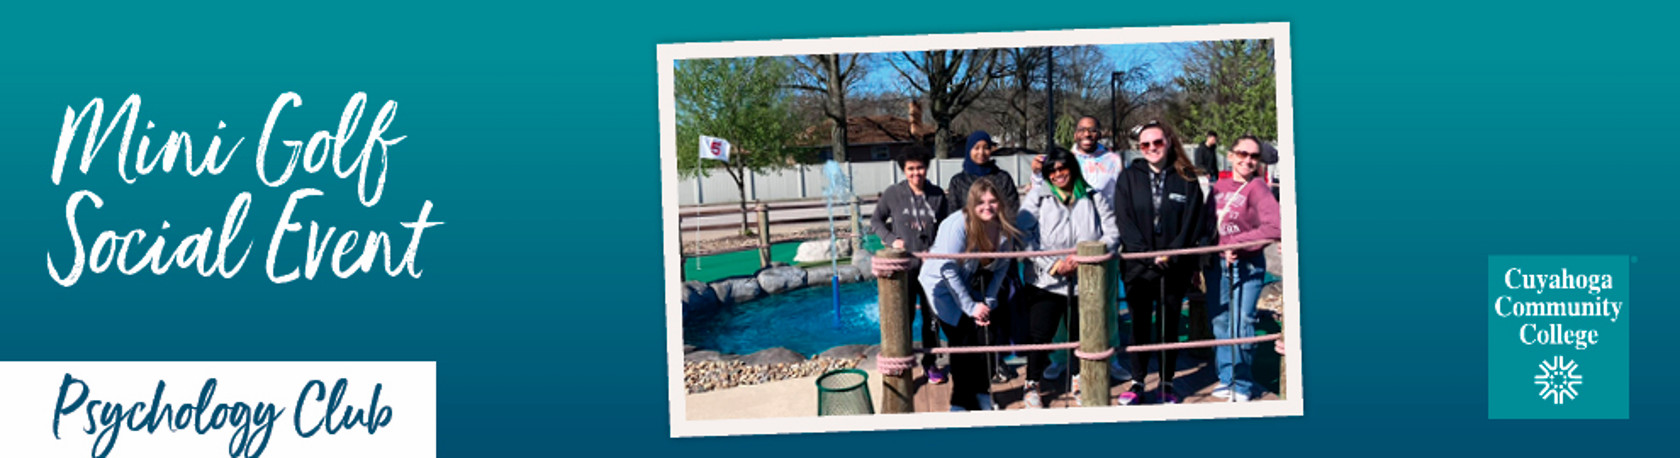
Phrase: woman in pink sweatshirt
[{"left": 1204, "top": 135, "right": 1282, "bottom": 402}]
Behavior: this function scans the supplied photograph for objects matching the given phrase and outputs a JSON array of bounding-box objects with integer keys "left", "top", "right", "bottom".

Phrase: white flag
[{"left": 699, "top": 135, "right": 730, "bottom": 161}]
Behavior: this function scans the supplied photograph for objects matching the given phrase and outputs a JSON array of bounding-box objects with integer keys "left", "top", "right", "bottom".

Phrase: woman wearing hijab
[{"left": 946, "top": 131, "right": 1019, "bottom": 215}]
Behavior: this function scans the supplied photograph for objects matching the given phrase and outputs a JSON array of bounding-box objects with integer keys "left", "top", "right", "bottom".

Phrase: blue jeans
[{"left": 1209, "top": 254, "right": 1265, "bottom": 397}]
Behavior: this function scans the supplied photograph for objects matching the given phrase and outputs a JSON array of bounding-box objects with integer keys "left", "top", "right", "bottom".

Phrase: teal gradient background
[{"left": 3, "top": 1, "right": 1678, "bottom": 455}]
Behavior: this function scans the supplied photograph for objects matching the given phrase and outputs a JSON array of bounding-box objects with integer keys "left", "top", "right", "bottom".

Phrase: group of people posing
[{"left": 870, "top": 116, "right": 1281, "bottom": 411}]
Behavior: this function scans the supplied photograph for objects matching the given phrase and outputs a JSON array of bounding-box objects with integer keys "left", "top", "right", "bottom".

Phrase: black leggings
[
  {"left": 1019, "top": 285, "right": 1079, "bottom": 383},
  {"left": 1125, "top": 269, "right": 1189, "bottom": 389},
  {"left": 910, "top": 278, "right": 940, "bottom": 367},
  {"left": 937, "top": 315, "right": 989, "bottom": 410}
]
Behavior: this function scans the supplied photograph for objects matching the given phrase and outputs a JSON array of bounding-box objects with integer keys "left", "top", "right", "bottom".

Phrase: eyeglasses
[
  {"left": 1139, "top": 138, "right": 1166, "bottom": 150},
  {"left": 1229, "top": 150, "right": 1259, "bottom": 158},
  {"left": 1075, "top": 127, "right": 1102, "bottom": 134}
]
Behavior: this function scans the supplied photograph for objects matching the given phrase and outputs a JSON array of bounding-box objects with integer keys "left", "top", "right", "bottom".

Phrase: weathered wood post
[
  {"left": 1076, "top": 241, "right": 1112, "bottom": 407},
  {"left": 876, "top": 248, "right": 914, "bottom": 413},
  {"left": 756, "top": 202, "right": 771, "bottom": 268},
  {"left": 1277, "top": 314, "right": 1287, "bottom": 400},
  {"left": 1280, "top": 337, "right": 1288, "bottom": 400},
  {"left": 848, "top": 196, "right": 863, "bottom": 254}
]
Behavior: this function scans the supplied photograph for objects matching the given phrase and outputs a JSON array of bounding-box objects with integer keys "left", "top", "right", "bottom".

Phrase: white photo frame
[{"left": 659, "top": 22, "right": 1299, "bottom": 438}]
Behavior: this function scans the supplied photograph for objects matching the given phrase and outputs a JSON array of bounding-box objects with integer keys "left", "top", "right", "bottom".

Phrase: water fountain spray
[{"left": 821, "top": 160, "right": 855, "bottom": 328}]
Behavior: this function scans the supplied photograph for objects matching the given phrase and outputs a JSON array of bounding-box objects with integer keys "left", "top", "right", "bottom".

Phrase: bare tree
[
  {"left": 788, "top": 54, "right": 869, "bottom": 162},
  {"left": 890, "top": 50, "right": 999, "bottom": 158},
  {"left": 994, "top": 47, "right": 1048, "bottom": 149}
]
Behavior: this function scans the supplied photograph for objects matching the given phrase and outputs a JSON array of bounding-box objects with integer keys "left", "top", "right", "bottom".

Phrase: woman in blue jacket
[{"left": 918, "top": 179, "right": 1022, "bottom": 411}]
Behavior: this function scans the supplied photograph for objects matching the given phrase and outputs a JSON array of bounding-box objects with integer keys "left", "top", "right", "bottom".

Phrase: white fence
[{"left": 679, "top": 156, "right": 1038, "bottom": 206}]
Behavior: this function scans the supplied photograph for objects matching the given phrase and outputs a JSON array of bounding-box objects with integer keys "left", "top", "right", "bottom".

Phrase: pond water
[
  {"left": 686, "top": 272, "right": 1285, "bottom": 357},
  {"left": 685, "top": 282, "right": 930, "bottom": 357}
]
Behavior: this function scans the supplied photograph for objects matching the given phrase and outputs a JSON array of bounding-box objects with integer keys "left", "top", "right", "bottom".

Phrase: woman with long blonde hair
[{"left": 918, "top": 179, "right": 1022, "bottom": 411}]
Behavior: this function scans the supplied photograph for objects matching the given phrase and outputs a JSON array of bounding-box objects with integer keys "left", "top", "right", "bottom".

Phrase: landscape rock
[
  {"left": 755, "top": 266, "right": 808, "bottom": 294},
  {"left": 819, "top": 344, "right": 872, "bottom": 360},
  {"left": 711, "top": 277, "right": 764, "bottom": 305},
  {"left": 684, "top": 350, "right": 736, "bottom": 362},
  {"left": 851, "top": 249, "right": 873, "bottom": 266},
  {"left": 793, "top": 239, "right": 853, "bottom": 264},
  {"left": 738, "top": 347, "right": 806, "bottom": 366},
  {"left": 1259, "top": 281, "right": 1285, "bottom": 317},
  {"left": 681, "top": 281, "right": 722, "bottom": 318},
  {"left": 836, "top": 265, "right": 868, "bottom": 283}
]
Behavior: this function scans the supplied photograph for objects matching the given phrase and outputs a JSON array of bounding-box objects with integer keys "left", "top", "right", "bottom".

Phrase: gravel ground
[{"left": 684, "top": 356, "right": 862, "bottom": 394}]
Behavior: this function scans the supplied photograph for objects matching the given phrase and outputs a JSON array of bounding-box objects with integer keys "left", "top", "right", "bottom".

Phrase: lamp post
[
  {"left": 1111, "top": 71, "right": 1123, "bottom": 150},
  {"left": 1045, "top": 47, "right": 1056, "bottom": 152}
]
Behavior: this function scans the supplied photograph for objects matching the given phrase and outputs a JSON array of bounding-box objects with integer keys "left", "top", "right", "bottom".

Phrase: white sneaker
[
  {"left": 1043, "top": 361, "right": 1066, "bottom": 380},
  {"left": 1211, "top": 384, "right": 1233, "bottom": 399},
  {"left": 1023, "top": 382, "right": 1044, "bottom": 409},
  {"left": 1072, "top": 374, "right": 1082, "bottom": 406},
  {"left": 1232, "top": 391, "right": 1252, "bottom": 402}
]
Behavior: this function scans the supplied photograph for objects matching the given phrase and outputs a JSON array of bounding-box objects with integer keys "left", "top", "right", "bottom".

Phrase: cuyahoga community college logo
[{"left": 1534, "top": 356, "right": 1583, "bottom": 405}]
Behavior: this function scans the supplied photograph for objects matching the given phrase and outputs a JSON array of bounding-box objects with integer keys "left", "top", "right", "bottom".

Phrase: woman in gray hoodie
[
  {"left": 871, "top": 146, "right": 951, "bottom": 382},
  {"left": 1016, "top": 147, "right": 1120, "bottom": 408}
]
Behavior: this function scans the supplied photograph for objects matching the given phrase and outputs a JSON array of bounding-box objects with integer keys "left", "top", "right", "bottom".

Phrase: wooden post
[
  {"left": 1280, "top": 337, "right": 1288, "bottom": 400},
  {"left": 848, "top": 196, "right": 863, "bottom": 253},
  {"left": 756, "top": 202, "right": 771, "bottom": 268},
  {"left": 1076, "top": 241, "right": 1111, "bottom": 407},
  {"left": 876, "top": 248, "right": 914, "bottom": 413}
]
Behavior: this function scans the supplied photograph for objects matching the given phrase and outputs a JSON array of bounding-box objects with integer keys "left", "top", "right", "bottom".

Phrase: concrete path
[{"left": 684, "top": 354, "right": 1280, "bottom": 420}]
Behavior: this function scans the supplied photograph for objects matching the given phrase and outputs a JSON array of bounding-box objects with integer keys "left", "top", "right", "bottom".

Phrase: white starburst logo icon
[{"left": 1534, "top": 356, "right": 1583, "bottom": 405}]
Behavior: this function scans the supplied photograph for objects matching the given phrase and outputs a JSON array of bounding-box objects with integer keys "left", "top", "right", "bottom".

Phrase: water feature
[
  {"left": 820, "top": 160, "right": 854, "bottom": 328},
  {"left": 684, "top": 281, "right": 930, "bottom": 356}
]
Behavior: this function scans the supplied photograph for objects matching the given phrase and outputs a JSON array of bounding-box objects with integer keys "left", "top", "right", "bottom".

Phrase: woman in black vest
[{"left": 1114, "top": 121, "right": 1205, "bottom": 405}]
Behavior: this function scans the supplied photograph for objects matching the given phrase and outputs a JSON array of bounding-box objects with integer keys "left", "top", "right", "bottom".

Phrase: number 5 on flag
[{"left": 699, "top": 135, "right": 730, "bottom": 161}]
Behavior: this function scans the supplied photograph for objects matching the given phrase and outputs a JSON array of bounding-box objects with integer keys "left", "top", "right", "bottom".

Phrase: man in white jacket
[{"left": 1031, "top": 116, "right": 1123, "bottom": 201}]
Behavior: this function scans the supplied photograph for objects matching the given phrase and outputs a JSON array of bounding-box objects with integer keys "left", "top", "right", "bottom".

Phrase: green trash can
[{"left": 816, "top": 368, "right": 874, "bottom": 416}]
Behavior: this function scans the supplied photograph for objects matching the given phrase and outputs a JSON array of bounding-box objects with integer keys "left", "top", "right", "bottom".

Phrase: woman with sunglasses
[
  {"left": 1114, "top": 121, "right": 1205, "bottom": 405},
  {"left": 1016, "top": 147, "right": 1119, "bottom": 408},
  {"left": 1203, "top": 135, "right": 1282, "bottom": 402},
  {"left": 918, "top": 179, "right": 1023, "bottom": 411}
]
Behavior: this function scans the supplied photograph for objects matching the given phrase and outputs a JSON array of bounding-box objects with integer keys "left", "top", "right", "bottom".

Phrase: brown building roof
[{"left": 800, "top": 115, "right": 931, "bottom": 147}]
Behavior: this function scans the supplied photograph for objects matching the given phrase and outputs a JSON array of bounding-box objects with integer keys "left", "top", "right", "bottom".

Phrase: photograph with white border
[{"left": 660, "top": 22, "right": 1300, "bottom": 438}]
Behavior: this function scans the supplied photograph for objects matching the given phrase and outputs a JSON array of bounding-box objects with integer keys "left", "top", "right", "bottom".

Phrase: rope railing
[
  {"left": 874, "top": 334, "right": 1282, "bottom": 378},
  {"left": 871, "top": 239, "right": 1278, "bottom": 277},
  {"left": 871, "top": 238, "right": 1286, "bottom": 411},
  {"left": 885, "top": 334, "right": 1280, "bottom": 360},
  {"left": 1125, "top": 334, "right": 1280, "bottom": 353}
]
